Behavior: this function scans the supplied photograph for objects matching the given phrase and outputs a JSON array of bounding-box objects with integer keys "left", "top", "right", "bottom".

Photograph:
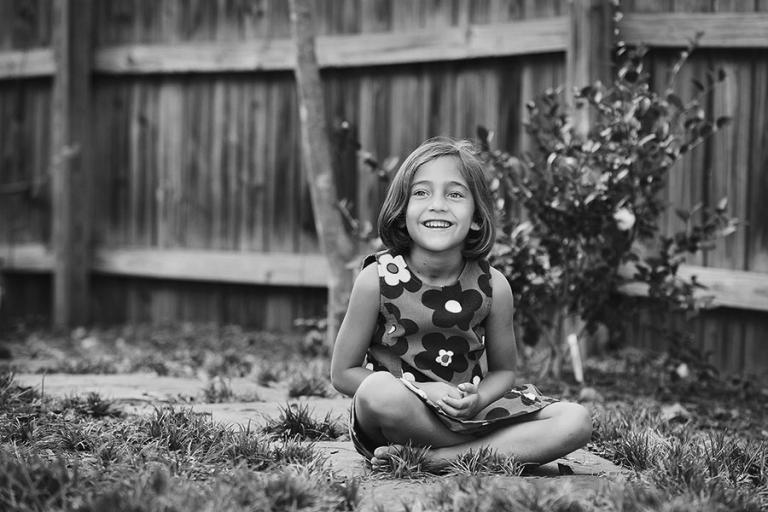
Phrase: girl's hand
[
  {"left": 413, "top": 381, "right": 462, "bottom": 404},
  {"left": 436, "top": 382, "right": 481, "bottom": 419}
]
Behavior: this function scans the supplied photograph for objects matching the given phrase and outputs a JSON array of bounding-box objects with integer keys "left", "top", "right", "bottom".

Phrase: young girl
[{"left": 330, "top": 138, "right": 592, "bottom": 470}]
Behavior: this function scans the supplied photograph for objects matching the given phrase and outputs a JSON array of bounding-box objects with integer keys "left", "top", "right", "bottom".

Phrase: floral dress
[{"left": 361, "top": 250, "right": 557, "bottom": 436}]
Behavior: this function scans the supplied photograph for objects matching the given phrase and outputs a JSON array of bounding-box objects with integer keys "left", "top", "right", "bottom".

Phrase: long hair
[{"left": 378, "top": 137, "right": 496, "bottom": 259}]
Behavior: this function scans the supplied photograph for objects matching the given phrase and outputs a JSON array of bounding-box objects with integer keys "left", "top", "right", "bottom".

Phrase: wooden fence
[{"left": 0, "top": 0, "right": 767, "bottom": 374}]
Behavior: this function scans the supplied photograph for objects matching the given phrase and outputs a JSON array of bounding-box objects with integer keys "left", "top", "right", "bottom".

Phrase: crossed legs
[{"left": 353, "top": 371, "right": 592, "bottom": 469}]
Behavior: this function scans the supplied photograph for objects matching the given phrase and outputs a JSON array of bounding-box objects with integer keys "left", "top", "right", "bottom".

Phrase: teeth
[{"left": 424, "top": 220, "right": 451, "bottom": 228}]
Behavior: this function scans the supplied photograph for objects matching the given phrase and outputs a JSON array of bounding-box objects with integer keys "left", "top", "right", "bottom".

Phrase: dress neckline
[{"left": 402, "top": 254, "right": 469, "bottom": 289}]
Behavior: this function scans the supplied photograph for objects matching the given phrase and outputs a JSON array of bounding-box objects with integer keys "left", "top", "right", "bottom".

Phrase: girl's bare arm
[{"left": 329, "top": 263, "right": 380, "bottom": 397}]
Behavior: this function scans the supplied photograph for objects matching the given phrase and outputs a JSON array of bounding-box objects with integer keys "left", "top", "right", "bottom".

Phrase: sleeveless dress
[{"left": 358, "top": 250, "right": 557, "bottom": 437}]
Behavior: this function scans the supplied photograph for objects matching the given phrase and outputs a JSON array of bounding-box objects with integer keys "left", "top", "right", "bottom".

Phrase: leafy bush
[{"left": 477, "top": 38, "right": 737, "bottom": 361}]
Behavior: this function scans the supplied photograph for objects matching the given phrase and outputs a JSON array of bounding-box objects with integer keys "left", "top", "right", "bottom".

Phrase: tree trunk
[{"left": 289, "top": 0, "right": 357, "bottom": 347}]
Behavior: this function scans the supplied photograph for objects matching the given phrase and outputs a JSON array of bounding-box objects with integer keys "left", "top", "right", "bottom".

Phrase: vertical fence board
[
  {"left": 3, "top": 0, "right": 768, "bottom": 371},
  {"left": 748, "top": 52, "right": 768, "bottom": 272},
  {"left": 50, "top": 0, "right": 93, "bottom": 327}
]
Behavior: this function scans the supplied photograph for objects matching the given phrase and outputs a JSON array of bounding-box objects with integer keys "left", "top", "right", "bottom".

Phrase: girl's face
[{"left": 405, "top": 156, "right": 477, "bottom": 256}]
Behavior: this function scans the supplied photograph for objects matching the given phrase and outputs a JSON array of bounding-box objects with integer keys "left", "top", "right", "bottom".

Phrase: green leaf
[
  {"left": 715, "top": 116, "right": 731, "bottom": 129},
  {"left": 716, "top": 197, "right": 728, "bottom": 212},
  {"left": 717, "top": 68, "right": 727, "bottom": 82},
  {"left": 666, "top": 92, "right": 684, "bottom": 111},
  {"left": 675, "top": 208, "right": 690, "bottom": 222}
]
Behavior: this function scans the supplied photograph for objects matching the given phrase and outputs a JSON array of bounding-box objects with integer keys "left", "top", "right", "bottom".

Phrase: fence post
[
  {"left": 51, "top": 0, "right": 93, "bottom": 328},
  {"left": 566, "top": 0, "right": 614, "bottom": 137}
]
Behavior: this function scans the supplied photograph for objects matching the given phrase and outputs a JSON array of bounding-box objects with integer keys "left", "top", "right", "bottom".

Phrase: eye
[
  {"left": 411, "top": 188, "right": 429, "bottom": 197},
  {"left": 447, "top": 191, "right": 465, "bottom": 199}
]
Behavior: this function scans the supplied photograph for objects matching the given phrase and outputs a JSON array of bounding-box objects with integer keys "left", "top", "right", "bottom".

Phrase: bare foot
[{"left": 370, "top": 444, "right": 404, "bottom": 470}]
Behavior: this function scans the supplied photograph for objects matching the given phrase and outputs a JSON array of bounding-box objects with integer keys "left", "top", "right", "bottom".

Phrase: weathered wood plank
[
  {"left": 0, "top": 245, "right": 328, "bottom": 287},
  {"left": 5, "top": 244, "right": 768, "bottom": 311},
  {"left": 619, "top": 12, "right": 768, "bottom": 48},
  {"left": 90, "top": 249, "right": 330, "bottom": 287},
  {"left": 91, "top": 18, "right": 569, "bottom": 74},
  {"left": 50, "top": 0, "right": 93, "bottom": 328},
  {"left": 619, "top": 264, "right": 768, "bottom": 312},
  {"left": 566, "top": 0, "right": 613, "bottom": 137},
  {"left": 748, "top": 49, "right": 768, "bottom": 271},
  {"left": 0, "top": 48, "right": 54, "bottom": 79}
]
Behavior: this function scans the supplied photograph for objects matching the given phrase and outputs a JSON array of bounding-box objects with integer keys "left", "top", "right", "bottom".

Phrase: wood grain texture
[{"left": 619, "top": 12, "right": 768, "bottom": 48}]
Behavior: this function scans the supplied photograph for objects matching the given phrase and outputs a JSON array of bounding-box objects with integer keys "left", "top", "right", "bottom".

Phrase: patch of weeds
[
  {"left": 217, "top": 426, "right": 273, "bottom": 469},
  {"left": 593, "top": 403, "right": 768, "bottom": 510},
  {"left": 425, "top": 476, "right": 632, "bottom": 512},
  {"left": 57, "top": 358, "right": 119, "bottom": 374},
  {"left": 613, "top": 426, "right": 667, "bottom": 471},
  {"left": 261, "top": 437, "right": 327, "bottom": 475},
  {"left": 591, "top": 405, "right": 670, "bottom": 471},
  {"left": 447, "top": 446, "right": 524, "bottom": 476},
  {"left": 200, "top": 377, "right": 261, "bottom": 403},
  {"left": 0, "top": 412, "right": 37, "bottom": 443},
  {"left": 81, "top": 465, "right": 207, "bottom": 512},
  {"left": 201, "top": 377, "right": 236, "bottom": 403},
  {"left": 419, "top": 475, "right": 507, "bottom": 511},
  {"left": 59, "top": 392, "right": 121, "bottom": 418},
  {"left": 0, "top": 446, "right": 78, "bottom": 511},
  {"left": 210, "top": 466, "right": 356, "bottom": 512},
  {"left": 288, "top": 372, "right": 331, "bottom": 398},
  {"left": 0, "top": 371, "right": 41, "bottom": 412},
  {"left": 371, "top": 442, "right": 436, "bottom": 479},
  {"left": 262, "top": 402, "right": 345, "bottom": 441},
  {"left": 262, "top": 467, "right": 325, "bottom": 510},
  {"left": 255, "top": 363, "right": 283, "bottom": 386},
  {"left": 56, "top": 422, "right": 97, "bottom": 452},
  {"left": 327, "top": 477, "right": 362, "bottom": 512},
  {"left": 143, "top": 406, "right": 226, "bottom": 453},
  {"left": 200, "top": 348, "right": 256, "bottom": 379}
]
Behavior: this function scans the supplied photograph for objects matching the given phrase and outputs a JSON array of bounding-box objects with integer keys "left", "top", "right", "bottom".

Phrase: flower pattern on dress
[
  {"left": 422, "top": 283, "right": 483, "bottom": 330},
  {"left": 382, "top": 303, "right": 417, "bottom": 356},
  {"left": 364, "top": 355, "right": 389, "bottom": 373},
  {"left": 414, "top": 332, "right": 470, "bottom": 381},
  {"left": 436, "top": 349, "right": 454, "bottom": 367},
  {"left": 378, "top": 253, "right": 422, "bottom": 299},
  {"left": 401, "top": 360, "right": 430, "bottom": 382},
  {"left": 477, "top": 260, "right": 493, "bottom": 296},
  {"left": 353, "top": 251, "right": 558, "bottom": 438}
]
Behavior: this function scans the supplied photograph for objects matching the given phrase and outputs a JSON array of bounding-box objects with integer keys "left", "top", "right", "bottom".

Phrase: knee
[
  {"left": 355, "top": 372, "right": 412, "bottom": 426},
  {"left": 559, "top": 402, "right": 593, "bottom": 446}
]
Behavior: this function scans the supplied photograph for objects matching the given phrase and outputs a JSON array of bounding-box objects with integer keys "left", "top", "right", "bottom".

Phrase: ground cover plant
[
  {"left": 0, "top": 369, "right": 358, "bottom": 511},
  {"left": 1, "top": 324, "right": 766, "bottom": 510}
]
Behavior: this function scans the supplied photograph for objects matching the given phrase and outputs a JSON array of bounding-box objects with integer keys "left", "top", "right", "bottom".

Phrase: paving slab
[{"left": 16, "top": 373, "right": 626, "bottom": 510}]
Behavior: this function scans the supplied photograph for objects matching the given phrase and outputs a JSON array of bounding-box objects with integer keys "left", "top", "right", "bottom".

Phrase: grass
[
  {"left": 0, "top": 370, "right": 354, "bottom": 511},
  {"left": 370, "top": 442, "right": 437, "bottom": 479},
  {"left": 448, "top": 446, "right": 525, "bottom": 476},
  {"left": 262, "top": 402, "right": 346, "bottom": 441},
  {"left": 2, "top": 324, "right": 768, "bottom": 510}
]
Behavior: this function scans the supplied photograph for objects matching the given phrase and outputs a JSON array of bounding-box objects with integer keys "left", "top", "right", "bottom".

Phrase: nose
[{"left": 429, "top": 194, "right": 447, "bottom": 211}]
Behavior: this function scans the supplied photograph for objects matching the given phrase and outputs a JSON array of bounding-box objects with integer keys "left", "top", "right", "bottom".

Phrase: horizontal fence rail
[
  {"left": 620, "top": 13, "right": 768, "bottom": 48},
  {"left": 4, "top": 244, "right": 768, "bottom": 312},
  {"left": 3, "top": 13, "right": 768, "bottom": 80}
]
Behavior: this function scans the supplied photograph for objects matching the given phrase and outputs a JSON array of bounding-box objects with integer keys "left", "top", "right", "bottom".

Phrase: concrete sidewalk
[{"left": 16, "top": 372, "right": 626, "bottom": 510}]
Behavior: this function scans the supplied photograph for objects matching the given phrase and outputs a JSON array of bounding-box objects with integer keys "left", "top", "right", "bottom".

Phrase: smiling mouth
[{"left": 423, "top": 220, "right": 452, "bottom": 228}]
